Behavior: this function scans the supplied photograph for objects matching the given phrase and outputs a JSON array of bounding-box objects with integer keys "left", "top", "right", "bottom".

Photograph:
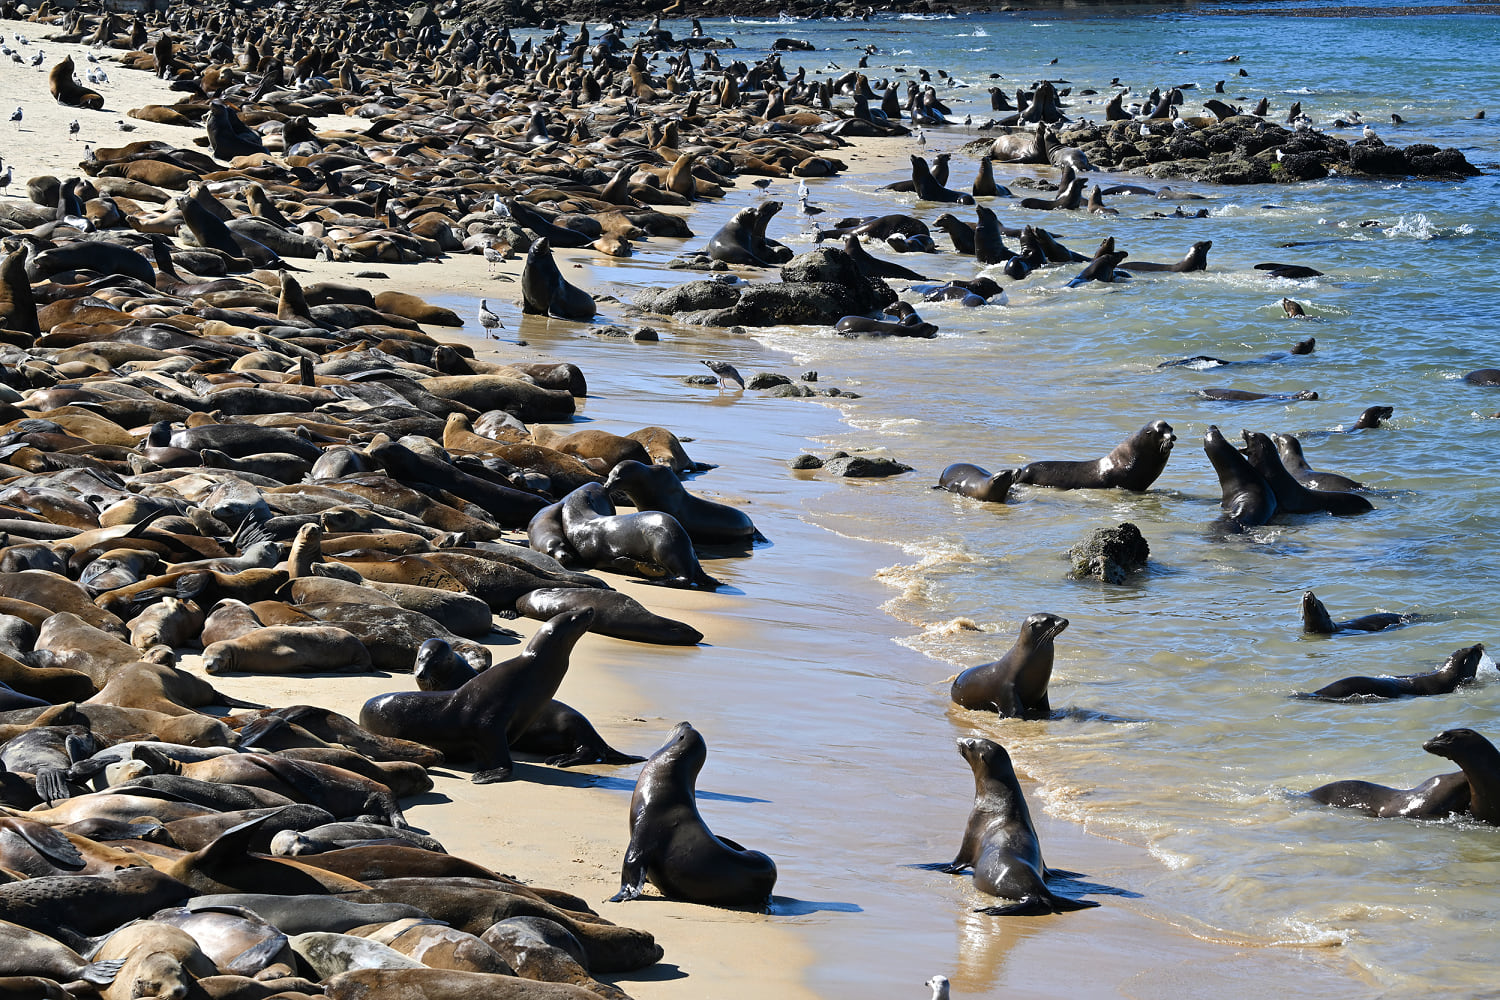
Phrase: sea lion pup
[
  {"left": 1239, "top": 430, "right": 1373, "bottom": 516},
  {"left": 358, "top": 608, "right": 595, "bottom": 783},
  {"left": 520, "top": 238, "right": 596, "bottom": 320},
  {"left": 1298, "top": 643, "right": 1485, "bottom": 701},
  {"left": 1013, "top": 420, "right": 1175, "bottom": 491},
  {"left": 610, "top": 722, "right": 777, "bottom": 908},
  {"left": 560, "top": 484, "right": 722, "bottom": 590},
  {"left": 1301, "top": 591, "right": 1421, "bottom": 634},
  {"left": 1424, "top": 729, "right": 1500, "bottom": 824},
  {"left": 1272, "top": 434, "right": 1365, "bottom": 492},
  {"left": 1203, "top": 424, "right": 1277, "bottom": 532},
  {"left": 603, "top": 459, "right": 759, "bottom": 544},
  {"left": 1122, "top": 240, "right": 1212, "bottom": 273},
  {"left": 937, "top": 738, "right": 1098, "bottom": 916},
  {"left": 1157, "top": 338, "right": 1314, "bottom": 369},
  {"left": 950, "top": 613, "right": 1068, "bottom": 717},
  {"left": 48, "top": 55, "right": 103, "bottom": 110},
  {"left": 935, "top": 464, "right": 1015, "bottom": 503}
]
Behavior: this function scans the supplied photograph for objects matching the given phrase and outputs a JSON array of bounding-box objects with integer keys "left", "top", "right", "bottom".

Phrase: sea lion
[
  {"left": 202, "top": 625, "right": 372, "bottom": 675},
  {"left": 520, "top": 238, "right": 596, "bottom": 320},
  {"left": 935, "top": 464, "right": 1015, "bottom": 503},
  {"left": 908, "top": 155, "right": 974, "bottom": 204},
  {"left": 512, "top": 700, "right": 646, "bottom": 769},
  {"left": 834, "top": 313, "right": 939, "bottom": 338},
  {"left": 1066, "top": 250, "right": 1128, "bottom": 286},
  {"left": 1240, "top": 430, "right": 1373, "bottom": 515},
  {"left": 938, "top": 738, "right": 1098, "bottom": 916},
  {"left": 1203, "top": 424, "right": 1277, "bottom": 531},
  {"left": 610, "top": 722, "right": 777, "bottom": 908},
  {"left": 1424, "top": 728, "right": 1500, "bottom": 824},
  {"left": 1301, "top": 591, "right": 1420, "bottom": 634},
  {"left": 290, "top": 931, "right": 423, "bottom": 979},
  {"left": 515, "top": 588, "right": 702, "bottom": 646},
  {"left": 1199, "top": 388, "right": 1318, "bottom": 402},
  {"left": 1299, "top": 643, "right": 1484, "bottom": 701},
  {"left": 149, "top": 904, "right": 296, "bottom": 978},
  {"left": 973, "top": 205, "right": 1011, "bottom": 265},
  {"left": 358, "top": 608, "right": 595, "bottom": 783},
  {"left": 92, "top": 920, "right": 219, "bottom": 1000},
  {"left": 1308, "top": 771, "right": 1469, "bottom": 820},
  {"left": 1014, "top": 420, "right": 1175, "bottom": 491},
  {"left": 321, "top": 968, "right": 601, "bottom": 1000},
  {"left": 1351, "top": 405, "right": 1393, "bottom": 429},
  {"left": 604, "top": 460, "right": 758, "bottom": 545},
  {"left": 560, "top": 484, "right": 722, "bottom": 590},
  {"left": 1123, "top": 241, "right": 1212, "bottom": 272},
  {"left": 1273, "top": 434, "right": 1365, "bottom": 492},
  {"left": 950, "top": 613, "right": 1068, "bottom": 717},
  {"left": 48, "top": 56, "right": 104, "bottom": 110},
  {"left": 0, "top": 918, "right": 125, "bottom": 985},
  {"left": 706, "top": 207, "right": 775, "bottom": 268}
]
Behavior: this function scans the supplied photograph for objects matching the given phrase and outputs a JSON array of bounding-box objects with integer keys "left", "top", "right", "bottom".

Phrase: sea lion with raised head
[
  {"left": 951, "top": 613, "right": 1068, "bottom": 717},
  {"left": 610, "top": 722, "right": 777, "bottom": 908},
  {"left": 1299, "top": 643, "right": 1485, "bottom": 701},
  {"left": 706, "top": 207, "right": 776, "bottom": 268},
  {"left": 520, "top": 238, "right": 596, "bottom": 320},
  {"left": 1240, "top": 430, "right": 1373, "bottom": 516},
  {"left": 560, "top": 484, "right": 722, "bottom": 590},
  {"left": 937, "top": 738, "right": 1098, "bottom": 916},
  {"left": 1203, "top": 425, "right": 1277, "bottom": 532},
  {"left": 936, "top": 464, "right": 1015, "bottom": 503},
  {"left": 1272, "top": 434, "right": 1365, "bottom": 492},
  {"left": 1014, "top": 420, "right": 1175, "bottom": 491},
  {"left": 1301, "top": 591, "right": 1420, "bottom": 634},
  {"left": 603, "top": 460, "right": 758, "bottom": 545},
  {"left": 358, "top": 608, "right": 595, "bottom": 783},
  {"left": 1424, "top": 729, "right": 1500, "bottom": 824}
]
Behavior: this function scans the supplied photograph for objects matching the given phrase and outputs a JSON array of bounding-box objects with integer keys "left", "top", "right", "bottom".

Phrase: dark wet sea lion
[
  {"left": 706, "top": 207, "right": 775, "bottom": 268},
  {"left": 1123, "top": 241, "right": 1212, "bottom": 272},
  {"left": 951, "top": 613, "right": 1068, "bottom": 717},
  {"left": 1424, "top": 728, "right": 1500, "bottom": 824},
  {"left": 358, "top": 609, "right": 594, "bottom": 782},
  {"left": 560, "top": 484, "right": 722, "bottom": 590},
  {"left": 1308, "top": 771, "right": 1469, "bottom": 820},
  {"left": 1351, "top": 405, "right": 1393, "bottom": 429},
  {"left": 1066, "top": 250, "right": 1128, "bottom": 287},
  {"left": 1203, "top": 424, "right": 1277, "bottom": 531},
  {"left": 1273, "top": 434, "right": 1364, "bottom": 492},
  {"left": 1014, "top": 420, "right": 1175, "bottom": 491},
  {"left": 1199, "top": 388, "right": 1318, "bottom": 402},
  {"left": 0, "top": 867, "right": 193, "bottom": 951},
  {"left": 936, "top": 463, "right": 1015, "bottom": 503},
  {"left": 610, "top": 722, "right": 776, "bottom": 908},
  {"left": 603, "top": 460, "right": 758, "bottom": 544},
  {"left": 1300, "top": 643, "right": 1484, "bottom": 701},
  {"left": 939, "top": 738, "right": 1098, "bottom": 916},
  {"left": 515, "top": 588, "right": 703, "bottom": 646},
  {"left": 835, "top": 313, "right": 939, "bottom": 338},
  {"left": 520, "top": 238, "right": 596, "bottom": 320},
  {"left": 511, "top": 700, "right": 645, "bottom": 768},
  {"left": 909, "top": 155, "right": 974, "bottom": 204},
  {"left": 1240, "top": 430, "right": 1372, "bottom": 516},
  {"left": 1301, "top": 591, "right": 1419, "bottom": 634}
]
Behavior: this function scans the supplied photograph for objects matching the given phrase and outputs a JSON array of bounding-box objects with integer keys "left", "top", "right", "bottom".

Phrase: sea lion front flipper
[
  {"left": 471, "top": 744, "right": 516, "bottom": 784},
  {"left": 2, "top": 821, "right": 84, "bottom": 870},
  {"left": 81, "top": 958, "right": 128, "bottom": 985},
  {"left": 34, "top": 767, "right": 73, "bottom": 804},
  {"left": 610, "top": 839, "right": 650, "bottom": 903}
]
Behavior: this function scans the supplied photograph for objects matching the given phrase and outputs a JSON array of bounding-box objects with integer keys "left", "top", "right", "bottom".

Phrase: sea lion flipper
[
  {"left": 610, "top": 843, "right": 650, "bottom": 903},
  {"left": 34, "top": 767, "right": 73, "bottom": 804},
  {"left": 82, "top": 958, "right": 128, "bottom": 986},
  {"left": 4, "top": 821, "right": 84, "bottom": 870}
]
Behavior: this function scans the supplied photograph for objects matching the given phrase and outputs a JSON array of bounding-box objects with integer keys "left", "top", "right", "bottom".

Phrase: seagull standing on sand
[
  {"left": 915, "top": 125, "right": 926, "bottom": 147},
  {"left": 477, "top": 299, "right": 504, "bottom": 337},
  {"left": 926, "top": 976, "right": 951, "bottom": 1000},
  {"left": 483, "top": 241, "right": 509, "bottom": 275},
  {"left": 700, "top": 359, "right": 744, "bottom": 392},
  {"left": 68, "top": 119, "right": 79, "bottom": 139},
  {"left": 8, "top": 107, "right": 20, "bottom": 126},
  {"left": 0, "top": 166, "right": 12, "bottom": 195}
]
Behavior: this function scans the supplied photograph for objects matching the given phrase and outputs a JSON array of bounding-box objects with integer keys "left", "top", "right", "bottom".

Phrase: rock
[
  {"left": 1349, "top": 142, "right": 1409, "bottom": 175},
  {"left": 633, "top": 327, "right": 659, "bottom": 342},
  {"left": 789, "top": 454, "right": 824, "bottom": 470},
  {"left": 594, "top": 325, "right": 633, "bottom": 338},
  {"left": 765, "top": 383, "right": 815, "bottom": 398},
  {"left": 747, "top": 373, "right": 791, "bottom": 389},
  {"left": 1069, "top": 522, "right": 1150, "bottom": 584},
  {"left": 823, "top": 455, "right": 913, "bottom": 478},
  {"left": 634, "top": 280, "right": 741, "bottom": 315},
  {"left": 682, "top": 374, "right": 720, "bottom": 386}
]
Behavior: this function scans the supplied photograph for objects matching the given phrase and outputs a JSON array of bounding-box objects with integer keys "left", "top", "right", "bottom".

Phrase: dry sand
[{"left": 0, "top": 14, "right": 1373, "bottom": 997}]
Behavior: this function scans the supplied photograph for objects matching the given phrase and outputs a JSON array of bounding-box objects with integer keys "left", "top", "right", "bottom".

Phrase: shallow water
[{"left": 499, "top": 7, "right": 1500, "bottom": 997}]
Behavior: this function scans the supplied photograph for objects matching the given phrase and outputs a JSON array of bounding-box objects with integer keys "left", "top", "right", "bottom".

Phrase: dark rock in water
[
  {"left": 789, "top": 454, "right": 825, "bottom": 470},
  {"left": 765, "top": 383, "right": 815, "bottom": 398},
  {"left": 1349, "top": 143, "right": 1409, "bottom": 175},
  {"left": 824, "top": 455, "right": 913, "bottom": 478},
  {"left": 683, "top": 374, "right": 720, "bottom": 386},
  {"left": 747, "top": 373, "right": 791, "bottom": 390},
  {"left": 595, "top": 325, "right": 633, "bottom": 338},
  {"left": 1069, "top": 522, "right": 1150, "bottom": 584},
  {"left": 635, "top": 281, "right": 740, "bottom": 315},
  {"left": 633, "top": 327, "right": 659, "bottom": 342}
]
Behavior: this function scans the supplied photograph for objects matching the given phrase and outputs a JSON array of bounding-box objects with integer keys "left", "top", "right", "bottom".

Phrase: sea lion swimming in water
[
  {"left": 936, "top": 738, "right": 1098, "bottom": 916},
  {"left": 1300, "top": 591, "right": 1422, "bottom": 634},
  {"left": 1014, "top": 421, "right": 1175, "bottom": 491},
  {"left": 1298, "top": 643, "right": 1486, "bottom": 701}
]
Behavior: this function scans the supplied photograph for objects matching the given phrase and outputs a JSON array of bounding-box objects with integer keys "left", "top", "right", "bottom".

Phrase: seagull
[
  {"left": 915, "top": 125, "right": 926, "bottom": 147},
  {"left": 926, "top": 976, "right": 951, "bottom": 1000},
  {"left": 483, "top": 241, "right": 510, "bottom": 274},
  {"left": 29, "top": 49, "right": 43, "bottom": 69},
  {"left": 8, "top": 107, "right": 20, "bottom": 125},
  {"left": 477, "top": 299, "right": 504, "bottom": 337},
  {"left": 1362, "top": 124, "right": 1377, "bottom": 141},
  {"left": 0, "top": 165, "right": 12, "bottom": 195},
  {"left": 700, "top": 359, "right": 744, "bottom": 391},
  {"left": 68, "top": 119, "right": 79, "bottom": 139},
  {"left": 491, "top": 193, "right": 507, "bottom": 217},
  {"left": 116, "top": 120, "right": 135, "bottom": 132}
]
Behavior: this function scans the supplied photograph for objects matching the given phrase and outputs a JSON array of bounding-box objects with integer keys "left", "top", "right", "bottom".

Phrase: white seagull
[{"left": 477, "top": 299, "right": 504, "bottom": 337}]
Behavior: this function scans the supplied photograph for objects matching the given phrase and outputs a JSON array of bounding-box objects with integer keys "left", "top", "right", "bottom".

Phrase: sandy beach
[{"left": 0, "top": 9, "right": 1431, "bottom": 998}]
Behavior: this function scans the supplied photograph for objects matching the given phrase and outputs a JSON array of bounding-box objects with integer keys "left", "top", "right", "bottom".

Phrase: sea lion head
[
  {"left": 1020, "top": 612, "right": 1069, "bottom": 646},
  {"left": 1141, "top": 420, "right": 1176, "bottom": 454}
]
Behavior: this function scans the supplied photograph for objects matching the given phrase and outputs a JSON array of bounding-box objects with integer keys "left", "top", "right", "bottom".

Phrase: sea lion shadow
[
  {"left": 504, "top": 763, "right": 639, "bottom": 792},
  {"left": 601, "top": 962, "right": 688, "bottom": 985},
  {"left": 1044, "top": 871, "right": 1141, "bottom": 900},
  {"left": 397, "top": 789, "right": 453, "bottom": 809},
  {"left": 766, "top": 895, "right": 863, "bottom": 916}
]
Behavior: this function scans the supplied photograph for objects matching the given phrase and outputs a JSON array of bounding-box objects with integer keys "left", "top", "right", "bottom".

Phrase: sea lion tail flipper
[
  {"left": 8, "top": 819, "right": 85, "bottom": 870},
  {"left": 234, "top": 509, "right": 274, "bottom": 551},
  {"left": 212, "top": 690, "right": 270, "bottom": 711},
  {"left": 81, "top": 958, "right": 128, "bottom": 986},
  {"left": 752, "top": 529, "right": 770, "bottom": 544},
  {"left": 692, "top": 570, "right": 724, "bottom": 591},
  {"left": 597, "top": 748, "right": 647, "bottom": 766},
  {"left": 1044, "top": 867, "right": 1086, "bottom": 880},
  {"left": 34, "top": 767, "right": 74, "bottom": 804}
]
